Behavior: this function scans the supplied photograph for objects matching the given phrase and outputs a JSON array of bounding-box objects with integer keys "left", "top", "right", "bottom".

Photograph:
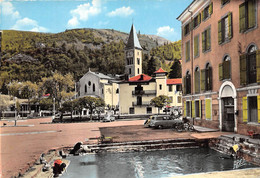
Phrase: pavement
[{"left": 0, "top": 117, "right": 259, "bottom": 178}]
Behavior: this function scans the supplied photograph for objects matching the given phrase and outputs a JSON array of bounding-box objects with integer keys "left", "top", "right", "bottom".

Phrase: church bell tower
[{"left": 125, "top": 24, "right": 143, "bottom": 78}]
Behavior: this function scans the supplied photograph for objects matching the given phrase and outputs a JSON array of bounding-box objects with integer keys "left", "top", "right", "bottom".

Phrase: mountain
[{"left": 0, "top": 28, "right": 181, "bottom": 92}]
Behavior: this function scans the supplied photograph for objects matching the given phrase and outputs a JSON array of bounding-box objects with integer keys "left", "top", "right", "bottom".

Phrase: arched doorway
[{"left": 219, "top": 81, "right": 237, "bottom": 132}]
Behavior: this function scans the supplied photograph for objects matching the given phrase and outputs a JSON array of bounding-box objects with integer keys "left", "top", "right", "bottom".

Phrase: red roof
[
  {"left": 154, "top": 68, "right": 167, "bottom": 73},
  {"left": 167, "top": 78, "right": 182, "bottom": 85},
  {"left": 129, "top": 74, "right": 152, "bottom": 82}
]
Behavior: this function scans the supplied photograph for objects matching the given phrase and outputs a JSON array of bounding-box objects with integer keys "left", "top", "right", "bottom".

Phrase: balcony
[
  {"left": 132, "top": 101, "right": 151, "bottom": 106},
  {"left": 132, "top": 90, "right": 156, "bottom": 95}
]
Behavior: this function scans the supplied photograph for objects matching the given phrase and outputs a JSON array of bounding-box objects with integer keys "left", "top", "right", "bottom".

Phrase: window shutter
[
  {"left": 183, "top": 101, "right": 186, "bottom": 117},
  {"left": 202, "top": 31, "right": 205, "bottom": 52},
  {"left": 256, "top": 50, "right": 260, "bottom": 83},
  {"left": 201, "top": 69, "right": 206, "bottom": 92},
  {"left": 258, "top": 96, "right": 260, "bottom": 123},
  {"left": 209, "top": 2, "right": 213, "bottom": 15},
  {"left": 205, "top": 99, "right": 211, "bottom": 120},
  {"left": 240, "top": 54, "right": 247, "bottom": 85},
  {"left": 192, "top": 100, "right": 195, "bottom": 118},
  {"left": 228, "top": 13, "right": 233, "bottom": 39},
  {"left": 186, "top": 41, "right": 190, "bottom": 61},
  {"left": 248, "top": 0, "right": 256, "bottom": 29},
  {"left": 194, "top": 36, "right": 199, "bottom": 57},
  {"left": 219, "top": 63, "right": 223, "bottom": 80},
  {"left": 239, "top": 3, "right": 246, "bottom": 32},
  {"left": 243, "top": 97, "right": 248, "bottom": 122},
  {"left": 218, "top": 20, "right": 222, "bottom": 44},
  {"left": 195, "top": 70, "right": 200, "bottom": 93},
  {"left": 183, "top": 76, "right": 186, "bottom": 95},
  {"left": 198, "top": 13, "right": 201, "bottom": 24},
  {"left": 201, "top": 11, "right": 204, "bottom": 21},
  {"left": 208, "top": 67, "right": 212, "bottom": 90},
  {"left": 207, "top": 28, "right": 211, "bottom": 50},
  {"left": 223, "top": 60, "right": 231, "bottom": 79},
  {"left": 199, "top": 100, "right": 201, "bottom": 118}
]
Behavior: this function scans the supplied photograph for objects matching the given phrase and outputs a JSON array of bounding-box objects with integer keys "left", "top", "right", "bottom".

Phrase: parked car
[
  {"left": 102, "top": 114, "right": 115, "bottom": 122},
  {"left": 148, "top": 115, "right": 183, "bottom": 129}
]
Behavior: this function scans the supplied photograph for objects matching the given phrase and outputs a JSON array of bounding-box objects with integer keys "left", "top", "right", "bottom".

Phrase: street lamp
[
  {"left": 53, "top": 98, "right": 55, "bottom": 120},
  {"left": 14, "top": 97, "right": 17, "bottom": 126}
]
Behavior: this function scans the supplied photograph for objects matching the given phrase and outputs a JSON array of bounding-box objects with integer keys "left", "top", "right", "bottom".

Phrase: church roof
[
  {"left": 167, "top": 78, "right": 182, "bottom": 85},
  {"left": 154, "top": 68, "right": 167, "bottom": 74},
  {"left": 126, "top": 24, "right": 142, "bottom": 50},
  {"left": 129, "top": 74, "right": 152, "bottom": 82}
]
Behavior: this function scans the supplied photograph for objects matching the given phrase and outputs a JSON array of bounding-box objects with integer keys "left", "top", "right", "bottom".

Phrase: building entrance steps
[{"left": 193, "top": 125, "right": 219, "bottom": 132}]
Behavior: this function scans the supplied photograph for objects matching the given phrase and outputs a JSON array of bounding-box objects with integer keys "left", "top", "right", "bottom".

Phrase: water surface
[{"left": 62, "top": 148, "right": 257, "bottom": 178}]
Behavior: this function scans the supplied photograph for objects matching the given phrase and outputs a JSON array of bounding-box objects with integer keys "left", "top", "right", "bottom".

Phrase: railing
[
  {"left": 132, "top": 101, "right": 151, "bottom": 106},
  {"left": 132, "top": 90, "right": 156, "bottom": 95}
]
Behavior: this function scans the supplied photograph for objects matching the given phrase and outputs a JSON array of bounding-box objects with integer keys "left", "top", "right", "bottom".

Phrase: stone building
[{"left": 177, "top": 0, "right": 260, "bottom": 134}]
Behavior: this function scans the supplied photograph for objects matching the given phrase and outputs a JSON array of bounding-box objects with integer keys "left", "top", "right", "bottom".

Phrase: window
[
  {"left": 201, "top": 63, "right": 212, "bottom": 91},
  {"left": 193, "top": 14, "right": 201, "bottom": 29},
  {"left": 129, "top": 68, "right": 131, "bottom": 74},
  {"left": 202, "top": 2, "right": 213, "bottom": 21},
  {"left": 137, "top": 58, "right": 140, "bottom": 65},
  {"left": 177, "top": 96, "right": 182, "bottom": 103},
  {"left": 219, "top": 55, "right": 231, "bottom": 80},
  {"left": 218, "top": 13, "right": 232, "bottom": 44},
  {"left": 168, "top": 85, "right": 172, "bottom": 92},
  {"left": 184, "top": 23, "right": 190, "bottom": 36},
  {"left": 138, "top": 68, "right": 140, "bottom": 74},
  {"left": 194, "top": 67, "right": 200, "bottom": 93},
  {"left": 239, "top": 0, "right": 257, "bottom": 33},
  {"left": 240, "top": 45, "right": 259, "bottom": 85},
  {"left": 202, "top": 27, "right": 211, "bottom": 52},
  {"left": 176, "top": 85, "right": 182, "bottom": 91},
  {"left": 194, "top": 35, "right": 199, "bottom": 58},
  {"left": 93, "top": 84, "right": 95, "bottom": 92},
  {"left": 129, "top": 107, "right": 135, "bottom": 114},
  {"left": 116, "top": 88, "right": 119, "bottom": 94},
  {"left": 137, "top": 96, "right": 142, "bottom": 105},
  {"left": 186, "top": 101, "right": 191, "bottom": 117},
  {"left": 85, "top": 84, "right": 87, "bottom": 93},
  {"left": 102, "top": 88, "right": 104, "bottom": 94},
  {"left": 221, "top": 0, "right": 230, "bottom": 6},
  {"left": 183, "top": 71, "right": 191, "bottom": 94},
  {"left": 185, "top": 41, "right": 190, "bottom": 62},
  {"left": 146, "top": 107, "right": 152, "bottom": 114},
  {"left": 159, "top": 84, "right": 162, "bottom": 90},
  {"left": 243, "top": 96, "right": 260, "bottom": 123},
  {"left": 169, "top": 97, "right": 173, "bottom": 103},
  {"left": 195, "top": 100, "right": 201, "bottom": 118}
]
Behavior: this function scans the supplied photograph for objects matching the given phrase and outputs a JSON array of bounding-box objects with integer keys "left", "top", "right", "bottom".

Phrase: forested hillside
[{"left": 0, "top": 29, "right": 181, "bottom": 94}]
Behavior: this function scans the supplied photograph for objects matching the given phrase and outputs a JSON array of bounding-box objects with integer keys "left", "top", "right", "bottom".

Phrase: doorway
[{"left": 222, "top": 97, "right": 234, "bottom": 132}]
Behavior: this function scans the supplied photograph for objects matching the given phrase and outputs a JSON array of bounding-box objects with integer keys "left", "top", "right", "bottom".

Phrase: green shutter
[
  {"left": 199, "top": 100, "right": 201, "bottom": 118},
  {"left": 201, "top": 69, "right": 206, "bottom": 92},
  {"left": 208, "top": 67, "right": 212, "bottom": 90},
  {"left": 186, "top": 41, "right": 190, "bottom": 62},
  {"left": 202, "top": 31, "right": 205, "bottom": 52},
  {"left": 240, "top": 54, "right": 247, "bottom": 85},
  {"left": 205, "top": 99, "right": 211, "bottom": 120},
  {"left": 256, "top": 50, "right": 260, "bottom": 83},
  {"left": 248, "top": 0, "right": 256, "bottom": 28},
  {"left": 198, "top": 13, "right": 201, "bottom": 24},
  {"left": 258, "top": 96, "right": 260, "bottom": 123},
  {"left": 207, "top": 28, "right": 211, "bottom": 50},
  {"left": 183, "top": 76, "right": 186, "bottom": 95},
  {"left": 201, "top": 11, "right": 204, "bottom": 21},
  {"left": 209, "top": 2, "right": 213, "bottom": 15},
  {"left": 218, "top": 20, "right": 222, "bottom": 44},
  {"left": 194, "top": 35, "right": 199, "bottom": 57},
  {"left": 228, "top": 12, "right": 233, "bottom": 39},
  {"left": 243, "top": 97, "right": 248, "bottom": 122},
  {"left": 219, "top": 63, "right": 223, "bottom": 81},
  {"left": 192, "top": 100, "right": 195, "bottom": 118},
  {"left": 183, "top": 100, "right": 186, "bottom": 117},
  {"left": 239, "top": 3, "right": 246, "bottom": 32},
  {"left": 195, "top": 70, "right": 200, "bottom": 93},
  {"left": 223, "top": 60, "right": 231, "bottom": 79}
]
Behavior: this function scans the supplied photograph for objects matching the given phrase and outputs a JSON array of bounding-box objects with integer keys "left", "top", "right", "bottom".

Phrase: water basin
[{"left": 62, "top": 148, "right": 258, "bottom": 178}]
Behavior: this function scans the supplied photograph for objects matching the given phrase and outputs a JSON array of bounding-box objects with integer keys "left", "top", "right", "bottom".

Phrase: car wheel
[
  {"left": 188, "top": 125, "right": 194, "bottom": 131},
  {"left": 158, "top": 125, "right": 163, "bottom": 129},
  {"left": 176, "top": 124, "right": 183, "bottom": 132}
]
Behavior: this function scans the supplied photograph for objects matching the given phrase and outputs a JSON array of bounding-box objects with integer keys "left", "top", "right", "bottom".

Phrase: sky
[{"left": 0, "top": 0, "right": 193, "bottom": 41}]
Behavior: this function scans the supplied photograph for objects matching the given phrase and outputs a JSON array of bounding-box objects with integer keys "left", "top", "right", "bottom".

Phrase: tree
[
  {"left": 20, "top": 81, "right": 38, "bottom": 114},
  {"left": 147, "top": 55, "right": 161, "bottom": 76},
  {"left": 0, "top": 95, "right": 11, "bottom": 119},
  {"left": 150, "top": 95, "right": 171, "bottom": 114},
  {"left": 168, "top": 59, "right": 182, "bottom": 79},
  {"left": 60, "top": 100, "right": 76, "bottom": 120}
]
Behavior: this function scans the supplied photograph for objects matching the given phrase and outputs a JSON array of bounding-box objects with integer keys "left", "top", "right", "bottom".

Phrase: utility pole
[
  {"left": 53, "top": 97, "right": 55, "bottom": 120},
  {"left": 14, "top": 97, "right": 17, "bottom": 126}
]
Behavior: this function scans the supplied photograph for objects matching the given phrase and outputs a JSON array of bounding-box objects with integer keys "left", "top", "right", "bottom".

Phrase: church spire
[{"left": 126, "top": 24, "right": 142, "bottom": 50}]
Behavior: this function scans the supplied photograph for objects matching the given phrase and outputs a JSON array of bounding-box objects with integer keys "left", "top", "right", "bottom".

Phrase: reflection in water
[{"left": 63, "top": 148, "right": 257, "bottom": 178}]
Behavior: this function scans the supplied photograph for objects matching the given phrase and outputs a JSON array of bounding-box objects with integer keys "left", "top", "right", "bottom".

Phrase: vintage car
[{"left": 148, "top": 115, "right": 183, "bottom": 129}]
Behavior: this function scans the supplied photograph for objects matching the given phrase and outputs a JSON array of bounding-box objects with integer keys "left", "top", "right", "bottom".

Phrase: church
[{"left": 78, "top": 24, "right": 182, "bottom": 115}]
